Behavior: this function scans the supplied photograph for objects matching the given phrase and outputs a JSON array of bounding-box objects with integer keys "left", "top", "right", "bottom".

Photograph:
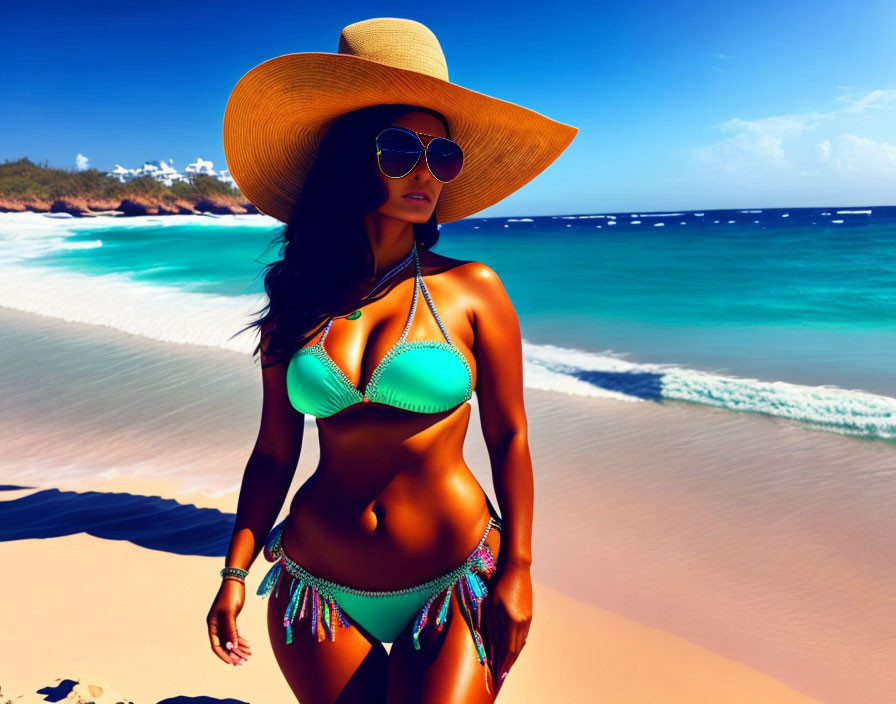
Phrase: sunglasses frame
[{"left": 375, "top": 126, "right": 464, "bottom": 183}]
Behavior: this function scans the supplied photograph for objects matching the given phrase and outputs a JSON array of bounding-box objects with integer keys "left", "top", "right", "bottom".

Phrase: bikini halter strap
[{"left": 318, "top": 241, "right": 454, "bottom": 346}]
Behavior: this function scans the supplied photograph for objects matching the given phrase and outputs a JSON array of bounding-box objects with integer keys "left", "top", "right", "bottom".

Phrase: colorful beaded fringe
[
  {"left": 409, "top": 540, "right": 499, "bottom": 694},
  {"left": 256, "top": 518, "right": 501, "bottom": 695},
  {"left": 256, "top": 557, "right": 353, "bottom": 644}
]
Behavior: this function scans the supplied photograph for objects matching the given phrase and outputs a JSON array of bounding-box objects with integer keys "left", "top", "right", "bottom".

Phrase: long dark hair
[{"left": 233, "top": 104, "right": 452, "bottom": 368}]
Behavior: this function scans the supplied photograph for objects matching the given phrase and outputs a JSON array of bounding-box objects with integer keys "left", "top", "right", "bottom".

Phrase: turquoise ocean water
[{"left": 1, "top": 205, "right": 894, "bottom": 442}]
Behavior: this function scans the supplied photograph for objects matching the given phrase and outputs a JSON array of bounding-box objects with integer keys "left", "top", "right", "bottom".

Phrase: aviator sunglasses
[{"left": 375, "top": 126, "right": 464, "bottom": 183}]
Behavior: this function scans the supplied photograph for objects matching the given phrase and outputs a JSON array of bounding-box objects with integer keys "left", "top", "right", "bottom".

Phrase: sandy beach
[{"left": 2, "top": 304, "right": 894, "bottom": 703}]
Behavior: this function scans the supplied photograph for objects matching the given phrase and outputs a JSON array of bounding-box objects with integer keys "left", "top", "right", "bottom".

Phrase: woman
[{"left": 207, "top": 17, "right": 577, "bottom": 704}]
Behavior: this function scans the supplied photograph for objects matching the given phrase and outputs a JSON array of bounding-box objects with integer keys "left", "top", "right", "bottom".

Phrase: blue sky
[{"left": 2, "top": 1, "right": 895, "bottom": 217}]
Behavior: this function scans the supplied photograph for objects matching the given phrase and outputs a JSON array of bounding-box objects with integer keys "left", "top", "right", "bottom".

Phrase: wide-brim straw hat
[{"left": 222, "top": 17, "right": 578, "bottom": 225}]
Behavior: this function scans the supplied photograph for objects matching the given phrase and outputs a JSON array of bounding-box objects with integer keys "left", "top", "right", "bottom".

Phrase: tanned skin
[{"left": 206, "top": 111, "right": 534, "bottom": 703}]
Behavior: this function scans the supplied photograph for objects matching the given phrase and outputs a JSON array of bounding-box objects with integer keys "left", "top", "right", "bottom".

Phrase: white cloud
[
  {"left": 75, "top": 153, "right": 89, "bottom": 171},
  {"left": 691, "top": 112, "right": 828, "bottom": 173},
  {"left": 711, "top": 53, "right": 730, "bottom": 73},
  {"left": 689, "top": 89, "right": 896, "bottom": 175},
  {"left": 834, "top": 89, "right": 896, "bottom": 114},
  {"left": 815, "top": 134, "right": 896, "bottom": 173}
]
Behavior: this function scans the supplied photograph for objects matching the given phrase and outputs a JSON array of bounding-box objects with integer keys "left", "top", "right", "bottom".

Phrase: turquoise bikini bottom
[{"left": 257, "top": 499, "right": 502, "bottom": 694}]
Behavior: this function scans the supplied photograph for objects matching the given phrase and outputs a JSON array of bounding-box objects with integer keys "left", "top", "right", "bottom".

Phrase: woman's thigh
[
  {"left": 385, "top": 588, "right": 497, "bottom": 704},
  {"left": 267, "top": 583, "right": 389, "bottom": 704},
  {"left": 386, "top": 523, "right": 501, "bottom": 704}
]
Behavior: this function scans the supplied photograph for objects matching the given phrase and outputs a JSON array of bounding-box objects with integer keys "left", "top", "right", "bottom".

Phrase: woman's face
[{"left": 373, "top": 111, "right": 448, "bottom": 223}]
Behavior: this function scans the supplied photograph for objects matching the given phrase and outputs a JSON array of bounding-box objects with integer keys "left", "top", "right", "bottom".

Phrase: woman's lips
[{"left": 403, "top": 194, "right": 430, "bottom": 204}]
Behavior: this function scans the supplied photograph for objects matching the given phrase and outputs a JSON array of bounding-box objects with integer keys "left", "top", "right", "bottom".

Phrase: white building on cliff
[{"left": 106, "top": 158, "right": 235, "bottom": 188}]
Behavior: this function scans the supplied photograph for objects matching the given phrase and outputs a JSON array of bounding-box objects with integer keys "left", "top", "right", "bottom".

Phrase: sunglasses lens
[
  {"left": 426, "top": 137, "right": 464, "bottom": 182},
  {"left": 376, "top": 128, "right": 423, "bottom": 178}
]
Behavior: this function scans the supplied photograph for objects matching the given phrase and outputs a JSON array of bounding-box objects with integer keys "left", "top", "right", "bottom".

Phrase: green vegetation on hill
[{"left": 0, "top": 157, "right": 244, "bottom": 203}]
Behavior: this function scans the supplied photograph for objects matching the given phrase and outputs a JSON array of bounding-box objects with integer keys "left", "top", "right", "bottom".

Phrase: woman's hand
[
  {"left": 484, "top": 561, "right": 532, "bottom": 694},
  {"left": 206, "top": 579, "right": 253, "bottom": 666}
]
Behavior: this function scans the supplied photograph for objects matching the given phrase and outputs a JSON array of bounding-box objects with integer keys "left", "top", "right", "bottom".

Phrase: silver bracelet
[{"left": 220, "top": 567, "right": 249, "bottom": 581}]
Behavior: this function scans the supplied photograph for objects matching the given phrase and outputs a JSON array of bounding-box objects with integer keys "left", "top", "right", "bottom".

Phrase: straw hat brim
[{"left": 223, "top": 52, "right": 578, "bottom": 224}]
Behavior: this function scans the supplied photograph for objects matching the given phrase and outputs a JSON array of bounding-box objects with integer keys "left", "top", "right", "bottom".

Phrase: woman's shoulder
[
  {"left": 425, "top": 250, "right": 503, "bottom": 286},
  {"left": 423, "top": 251, "right": 509, "bottom": 313}
]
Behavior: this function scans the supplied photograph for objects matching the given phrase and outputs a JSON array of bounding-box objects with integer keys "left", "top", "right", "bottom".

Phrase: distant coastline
[
  {"left": 0, "top": 157, "right": 260, "bottom": 217},
  {"left": 0, "top": 196, "right": 260, "bottom": 218}
]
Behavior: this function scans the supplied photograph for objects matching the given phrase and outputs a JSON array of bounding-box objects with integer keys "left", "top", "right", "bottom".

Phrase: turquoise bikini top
[{"left": 286, "top": 243, "right": 473, "bottom": 418}]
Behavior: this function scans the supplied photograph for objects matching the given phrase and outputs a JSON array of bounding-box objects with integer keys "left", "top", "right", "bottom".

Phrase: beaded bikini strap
[
  {"left": 316, "top": 317, "right": 334, "bottom": 345},
  {"left": 318, "top": 242, "right": 453, "bottom": 347},
  {"left": 396, "top": 241, "right": 421, "bottom": 343},
  {"left": 411, "top": 243, "right": 454, "bottom": 345}
]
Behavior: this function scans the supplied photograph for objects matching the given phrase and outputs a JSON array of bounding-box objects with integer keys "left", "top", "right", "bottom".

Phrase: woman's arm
[
  {"left": 466, "top": 261, "right": 534, "bottom": 693},
  {"left": 225, "top": 324, "right": 306, "bottom": 573},
  {"left": 468, "top": 262, "right": 533, "bottom": 569},
  {"left": 208, "top": 323, "right": 305, "bottom": 666}
]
